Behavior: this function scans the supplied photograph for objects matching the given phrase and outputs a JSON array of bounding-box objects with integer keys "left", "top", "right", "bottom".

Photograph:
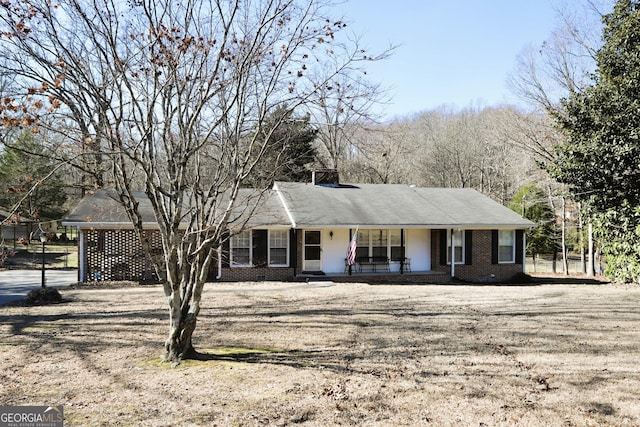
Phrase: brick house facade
[
  {"left": 430, "top": 229, "right": 524, "bottom": 282},
  {"left": 64, "top": 173, "right": 534, "bottom": 284}
]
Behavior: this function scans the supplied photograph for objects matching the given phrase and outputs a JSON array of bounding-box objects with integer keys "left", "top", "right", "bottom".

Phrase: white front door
[{"left": 303, "top": 230, "right": 322, "bottom": 271}]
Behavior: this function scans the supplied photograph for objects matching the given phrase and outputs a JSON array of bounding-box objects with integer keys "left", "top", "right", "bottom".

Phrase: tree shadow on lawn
[
  {"left": 0, "top": 299, "right": 497, "bottom": 378},
  {"left": 526, "top": 274, "right": 610, "bottom": 286},
  {"left": 3, "top": 287, "right": 636, "bottom": 380},
  {"left": 361, "top": 274, "right": 610, "bottom": 287}
]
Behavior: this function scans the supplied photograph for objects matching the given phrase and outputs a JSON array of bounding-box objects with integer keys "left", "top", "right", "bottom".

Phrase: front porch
[{"left": 297, "top": 270, "right": 452, "bottom": 284}]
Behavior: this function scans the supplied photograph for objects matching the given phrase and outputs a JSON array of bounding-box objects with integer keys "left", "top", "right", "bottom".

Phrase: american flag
[{"left": 346, "top": 228, "right": 358, "bottom": 266}]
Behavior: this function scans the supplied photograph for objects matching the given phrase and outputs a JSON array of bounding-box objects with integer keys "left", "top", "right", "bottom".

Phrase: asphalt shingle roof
[
  {"left": 63, "top": 183, "right": 534, "bottom": 230},
  {"left": 63, "top": 188, "right": 291, "bottom": 228},
  {"left": 274, "top": 182, "right": 534, "bottom": 229}
]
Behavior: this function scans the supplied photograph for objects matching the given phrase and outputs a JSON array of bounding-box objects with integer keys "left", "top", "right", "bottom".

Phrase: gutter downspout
[{"left": 216, "top": 246, "right": 222, "bottom": 280}]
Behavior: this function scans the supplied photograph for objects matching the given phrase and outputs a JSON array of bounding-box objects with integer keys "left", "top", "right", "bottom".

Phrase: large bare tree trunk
[
  {"left": 166, "top": 310, "right": 198, "bottom": 361},
  {"left": 561, "top": 197, "right": 569, "bottom": 275}
]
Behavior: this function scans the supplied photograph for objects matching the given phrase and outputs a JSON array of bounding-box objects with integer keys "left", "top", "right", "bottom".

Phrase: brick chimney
[{"left": 312, "top": 169, "right": 340, "bottom": 186}]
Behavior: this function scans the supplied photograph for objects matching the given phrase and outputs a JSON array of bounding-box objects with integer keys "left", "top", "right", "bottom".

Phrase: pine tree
[
  {"left": 0, "top": 132, "right": 68, "bottom": 221},
  {"left": 509, "top": 183, "right": 556, "bottom": 271},
  {"left": 246, "top": 106, "right": 318, "bottom": 187}
]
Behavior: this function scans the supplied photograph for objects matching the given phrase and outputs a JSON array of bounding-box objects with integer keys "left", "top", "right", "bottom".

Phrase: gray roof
[
  {"left": 62, "top": 188, "right": 291, "bottom": 229},
  {"left": 0, "top": 207, "right": 32, "bottom": 223},
  {"left": 63, "top": 183, "right": 534, "bottom": 230},
  {"left": 274, "top": 182, "right": 534, "bottom": 229}
]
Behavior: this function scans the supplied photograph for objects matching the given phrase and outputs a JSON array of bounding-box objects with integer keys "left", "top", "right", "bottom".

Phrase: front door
[{"left": 303, "top": 230, "right": 322, "bottom": 271}]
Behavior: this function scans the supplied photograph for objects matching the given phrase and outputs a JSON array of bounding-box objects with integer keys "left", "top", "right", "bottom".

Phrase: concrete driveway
[{"left": 0, "top": 269, "right": 78, "bottom": 305}]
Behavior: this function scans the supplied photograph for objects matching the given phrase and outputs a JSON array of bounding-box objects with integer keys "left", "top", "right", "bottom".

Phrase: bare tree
[
  {"left": 307, "top": 32, "right": 395, "bottom": 171},
  {"left": 337, "top": 120, "right": 414, "bottom": 184},
  {"left": 0, "top": 0, "right": 367, "bottom": 362},
  {"left": 508, "top": 0, "right": 610, "bottom": 113},
  {"left": 506, "top": 0, "right": 614, "bottom": 276},
  {"left": 506, "top": 0, "right": 613, "bottom": 162},
  {"left": 416, "top": 106, "right": 534, "bottom": 203}
]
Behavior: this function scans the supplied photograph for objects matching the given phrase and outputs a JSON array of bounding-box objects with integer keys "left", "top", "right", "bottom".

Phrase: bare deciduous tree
[
  {"left": 0, "top": 0, "right": 370, "bottom": 362},
  {"left": 506, "top": 0, "right": 613, "bottom": 163},
  {"left": 307, "top": 33, "right": 395, "bottom": 171}
]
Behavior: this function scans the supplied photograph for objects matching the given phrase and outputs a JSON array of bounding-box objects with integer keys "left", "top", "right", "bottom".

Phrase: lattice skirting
[{"left": 84, "top": 229, "right": 161, "bottom": 282}]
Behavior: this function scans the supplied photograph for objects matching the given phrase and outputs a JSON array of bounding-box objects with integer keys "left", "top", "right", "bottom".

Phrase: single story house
[{"left": 62, "top": 171, "right": 534, "bottom": 283}]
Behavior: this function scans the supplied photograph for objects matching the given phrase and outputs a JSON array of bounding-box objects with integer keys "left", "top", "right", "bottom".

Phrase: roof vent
[{"left": 312, "top": 169, "right": 340, "bottom": 186}]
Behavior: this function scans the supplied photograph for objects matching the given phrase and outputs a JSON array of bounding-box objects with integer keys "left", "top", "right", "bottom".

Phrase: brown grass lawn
[{"left": 1, "top": 280, "right": 639, "bottom": 426}]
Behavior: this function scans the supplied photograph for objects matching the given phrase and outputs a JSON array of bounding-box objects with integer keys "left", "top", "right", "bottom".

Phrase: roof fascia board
[
  {"left": 273, "top": 182, "right": 296, "bottom": 228},
  {"left": 60, "top": 222, "right": 159, "bottom": 229},
  {"left": 291, "top": 224, "right": 534, "bottom": 229}
]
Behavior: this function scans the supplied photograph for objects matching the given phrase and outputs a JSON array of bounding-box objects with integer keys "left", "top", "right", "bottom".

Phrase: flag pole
[{"left": 347, "top": 225, "right": 359, "bottom": 276}]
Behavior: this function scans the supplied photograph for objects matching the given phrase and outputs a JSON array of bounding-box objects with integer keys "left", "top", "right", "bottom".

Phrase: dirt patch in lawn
[{"left": 1, "top": 280, "right": 639, "bottom": 426}]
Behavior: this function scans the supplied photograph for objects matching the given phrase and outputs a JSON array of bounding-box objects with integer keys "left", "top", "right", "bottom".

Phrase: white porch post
[
  {"left": 78, "top": 228, "right": 85, "bottom": 282},
  {"left": 588, "top": 223, "right": 595, "bottom": 277}
]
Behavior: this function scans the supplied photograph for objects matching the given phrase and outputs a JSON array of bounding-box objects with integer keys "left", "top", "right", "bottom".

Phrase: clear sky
[{"left": 338, "top": 0, "right": 560, "bottom": 119}]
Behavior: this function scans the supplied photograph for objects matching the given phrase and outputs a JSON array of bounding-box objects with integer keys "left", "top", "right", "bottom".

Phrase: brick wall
[
  {"left": 431, "top": 229, "right": 524, "bottom": 283},
  {"left": 219, "top": 267, "right": 295, "bottom": 282}
]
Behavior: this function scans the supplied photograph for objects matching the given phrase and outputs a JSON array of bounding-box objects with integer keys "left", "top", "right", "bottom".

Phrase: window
[
  {"left": 390, "top": 229, "right": 404, "bottom": 261},
  {"left": 446, "top": 230, "right": 464, "bottom": 264},
  {"left": 231, "top": 229, "right": 290, "bottom": 268},
  {"left": 371, "top": 229, "right": 388, "bottom": 258},
  {"left": 269, "top": 230, "right": 289, "bottom": 266},
  {"left": 498, "top": 230, "right": 515, "bottom": 263},
  {"left": 355, "top": 229, "right": 405, "bottom": 260},
  {"left": 355, "top": 229, "right": 370, "bottom": 261},
  {"left": 231, "top": 230, "right": 251, "bottom": 266}
]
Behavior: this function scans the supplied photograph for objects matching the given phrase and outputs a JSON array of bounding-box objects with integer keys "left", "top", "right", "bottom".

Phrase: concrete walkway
[{"left": 0, "top": 269, "right": 78, "bottom": 305}]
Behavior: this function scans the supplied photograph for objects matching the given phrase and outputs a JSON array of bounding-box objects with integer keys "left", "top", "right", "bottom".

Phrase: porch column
[{"left": 400, "top": 228, "right": 405, "bottom": 275}]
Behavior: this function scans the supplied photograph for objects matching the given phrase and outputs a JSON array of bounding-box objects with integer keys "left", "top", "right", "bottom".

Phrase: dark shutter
[
  {"left": 289, "top": 229, "right": 297, "bottom": 271},
  {"left": 491, "top": 230, "right": 499, "bottom": 265},
  {"left": 439, "top": 230, "right": 447, "bottom": 265},
  {"left": 515, "top": 229, "right": 524, "bottom": 264},
  {"left": 253, "top": 230, "right": 268, "bottom": 267},
  {"left": 465, "top": 230, "right": 473, "bottom": 265}
]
